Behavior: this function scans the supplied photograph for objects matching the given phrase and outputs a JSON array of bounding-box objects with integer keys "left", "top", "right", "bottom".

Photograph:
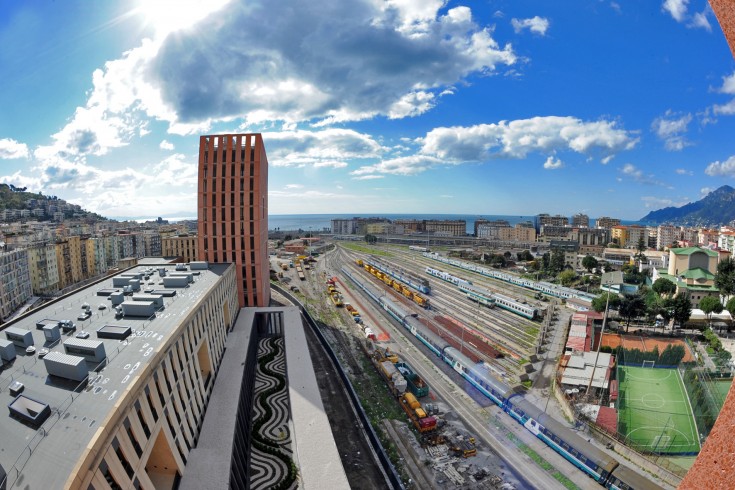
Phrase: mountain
[{"left": 640, "top": 185, "right": 735, "bottom": 226}]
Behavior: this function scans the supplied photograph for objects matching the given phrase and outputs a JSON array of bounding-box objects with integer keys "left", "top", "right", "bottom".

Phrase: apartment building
[
  {"left": 595, "top": 216, "right": 621, "bottom": 229},
  {"left": 162, "top": 235, "right": 199, "bottom": 263},
  {"left": 572, "top": 213, "right": 589, "bottom": 228},
  {"left": 425, "top": 219, "right": 466, "bottom": 236},
  {"left": 0, "top": 248, "right": 32, "bottom": 320},
  {"left": 330, "top": 218, "right": 357, "bottom": 235},
  {"left": 657, "top": 225, "right": 679, "bottom": 250}
]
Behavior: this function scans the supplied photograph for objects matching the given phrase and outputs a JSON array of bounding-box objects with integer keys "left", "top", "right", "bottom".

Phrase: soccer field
[{"left": 618, "top": 366, "right": 700, "bottom": 455}]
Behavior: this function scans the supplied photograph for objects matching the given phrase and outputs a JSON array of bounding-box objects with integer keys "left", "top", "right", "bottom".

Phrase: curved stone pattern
[{"left": 250, "top": 338, "right": 296, "bottom": 490}]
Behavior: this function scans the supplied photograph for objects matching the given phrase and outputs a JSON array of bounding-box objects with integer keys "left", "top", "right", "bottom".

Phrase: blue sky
[{"left": 1, "top": 0, "right": 734, "bottom": 221}]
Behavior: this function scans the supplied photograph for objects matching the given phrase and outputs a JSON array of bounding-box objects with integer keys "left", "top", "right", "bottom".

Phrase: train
[
  {"left": 364, "top": 256, "right": 431, "bottom": 294},
  {"left": 425, "top": 267, "right": 472, "bottom": 287},
  {"left": 356, "top": 259, "right": 429, "bottom": 308},
  {"left": 408, "top": 245, "right": 430, "bottom": 252},
  {"left": 459, "top": 283, "right": 539, "bottom": 320},
  {"left": 423, "top": 252, "right": 596, "bottom": 303},
  {"left": 426, "top": 267, "right": 539, "bottom": 320},
  {"left": 341, "top": 266, "right": 663, "bottom": 490}
]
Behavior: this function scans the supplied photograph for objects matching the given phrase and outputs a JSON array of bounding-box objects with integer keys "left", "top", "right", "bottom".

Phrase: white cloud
[
  {"left": 511, "top": 16, "right": 550, "bottom": 36},
  {"left": 621, "top": 163, "right": 669, "bottom": 186},
  {"left": 352, "top": 155, "right": 444, "bottom": 176},
  {"left": 421, "top": 116, "right": 637, "bottom": 161},
  {"left": 351, "top": 116, "right": 638, "bottom": 176},
  {"left": 651, "top": 110, "right": 692, "bottom": 151},
  {"left": 700, "top": 187, "right": 715, "bottom": 197},
  {"left": 285, "top": 184, "right": 304, "bottom": 189},
  {"left": 662, "top": 0, "right": 689, "bottom": 22},
  {"left": 388, "top": 91, "right": 436, "bottom": 119},
  {"left": 149, "top": 2, "right": 516, "bottom": 127},
  {"left": 262, "top": 128, "right": 386, "bottom": 168},
  {"left": 641, "top": 195, "right": 687, "bottom": 208},
  {"left": 689, "top": 9, "right": 711, "bottom": 30},
  {"left": 720, "top": 72, "right": 735, "bottom": 95},
  {"left": 159, "top": 140, "right": 175, "bottom": 150},
  {"left": 148, "top": 153, "right": 197, "bottom": 186},
  {"left": 675, "top": 168, "right": 693, "bottom": 175},
  {"left": 662, "top": 0, "right": 712, "bottom": 30},
  {"left": 704, "top": 155, "right": 735, "bottom": 177},
  {"left": 352, "top": 175, "right": 385, "bottom": 180},
  {"left": 543, "top": 156, "right": 564, "bottom": 169},
  {"left": 0, "top": 138, "right": 29, "bottom": 159}
]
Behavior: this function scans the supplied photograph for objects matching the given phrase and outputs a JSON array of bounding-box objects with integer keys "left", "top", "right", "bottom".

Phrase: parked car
[
  {"left": 77, "top": 311, "right": 91, "bottom": 321},
  {"left": 76, "top": 331, "right": 90, "bottom": 339}
]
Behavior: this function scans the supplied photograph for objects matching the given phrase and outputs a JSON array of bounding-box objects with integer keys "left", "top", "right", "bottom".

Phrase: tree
[
  {"left": 671, "top": 293, "right": 693, "bottom": 329},
  {"left": 652, "top": 277, "right": 677, "bottom": 296},
  {"left": 517, "top": 250, "right": 534, "bottom": 261},
  {"left": 636, "top": 236, "right": 646, "bottom": 257},
  {"left": 364, "top": 234, "right": 377, "bottom": 244},
  {"left": 592, "top": 292, "right": 621, "bottom": 313},
  {"left": 541, "top": 252, "right": 550, "bottom": 271},
  {"left": 715, "top": 257, "right": 735, "bottom": 299},
  {"left": 699, "top": 296, "right": 724, "bottom": 329},
  {"left": 549, "top": 249, "right": 565, "bottom": 274},
  {"left": 558, "top": 269, "right": 576, "bottom": 286},
  {"left": 619, "top": 293, "right": 647, "bottom": 332},
  {"left": 727, "top": 297, "right": 735, "bottom": 332},
  {"left": 582, "top": 255, "right": 599, "bottom": 273}
]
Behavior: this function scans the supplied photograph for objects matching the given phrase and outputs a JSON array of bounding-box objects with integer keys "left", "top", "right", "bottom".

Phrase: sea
[
  {"left": 267, "top": 213, "right": 641, "bottom": 234},
  {"left": 135, "top": 213, "right": 640, "bottom": 234}
]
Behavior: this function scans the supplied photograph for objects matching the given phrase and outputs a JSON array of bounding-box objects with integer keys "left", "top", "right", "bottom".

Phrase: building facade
[
  {"left": 595, "top": 216, "right": 621, "bottom": 229},
  {"left": 197, "top": 133, "right": 270, "bottom": 307},
  {"left": 162, "top": 235, "right": 199, "bottom": 263},
  {"left": 0, "top": 248, "right": 32, "bottom": 320},
  {"left": 424, "top": 219, "right": 466, "bottom": 236},
  {"left": 572, "top": 213, "right": 589, "bottom": 228}
]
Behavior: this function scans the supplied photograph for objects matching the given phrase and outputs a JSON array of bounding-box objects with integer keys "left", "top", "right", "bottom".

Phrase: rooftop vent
[{"left": 8, "top": 395, "right": 51, "bottom": 428}]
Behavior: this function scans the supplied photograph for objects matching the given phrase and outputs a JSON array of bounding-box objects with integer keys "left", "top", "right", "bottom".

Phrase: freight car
[{"left": 341, "top": 266, "right": 662, "bottom": 490}]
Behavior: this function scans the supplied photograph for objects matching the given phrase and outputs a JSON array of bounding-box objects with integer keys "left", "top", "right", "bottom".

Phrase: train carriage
[{"left": 339, "top": 266, "right": 661, "bottom": 490}]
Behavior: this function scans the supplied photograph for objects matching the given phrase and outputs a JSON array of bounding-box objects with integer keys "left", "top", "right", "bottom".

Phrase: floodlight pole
[{"left": 586, "top": 273, "right": 620, "bottom": 400}]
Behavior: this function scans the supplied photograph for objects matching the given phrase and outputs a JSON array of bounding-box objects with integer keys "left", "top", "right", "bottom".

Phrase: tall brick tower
[{"left": 197, "top": 133, "right": 270, "bottom": 307}]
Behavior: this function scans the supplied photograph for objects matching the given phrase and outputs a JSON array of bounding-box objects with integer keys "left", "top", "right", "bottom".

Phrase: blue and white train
[
  {"left": 425, "top": 267, "right": 472, "bottom": 287},
  {"left": 458, "top": 283, "right": 538, "bottom": 320},
  {"left": 341, "top": 266, "right": 663, "bottom": 490},
  {"left": 424, "top": 252, "right": 596, "bottom": 303}
]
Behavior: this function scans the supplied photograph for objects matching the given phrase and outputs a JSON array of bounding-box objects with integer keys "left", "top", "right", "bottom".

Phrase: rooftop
[
  {"left": 0, "top": 261, "right": 231, "bottom": 488},
  {"left": 671, "top": 247, "right": 719, "bottom": 257}
]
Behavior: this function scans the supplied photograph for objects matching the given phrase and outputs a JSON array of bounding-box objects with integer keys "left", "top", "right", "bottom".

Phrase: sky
[{"left": 1, "top": 0, "right": 735, "bottom": 221}]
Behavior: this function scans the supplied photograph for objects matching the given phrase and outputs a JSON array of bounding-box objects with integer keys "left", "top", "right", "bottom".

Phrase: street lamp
[{"left": 586, "top": 271, "right": 623, "bottom": 399}]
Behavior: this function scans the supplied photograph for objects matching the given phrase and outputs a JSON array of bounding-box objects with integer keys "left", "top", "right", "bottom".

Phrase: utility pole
[{"left": 586, "top": 271, "right": 624, "bottom": 401}]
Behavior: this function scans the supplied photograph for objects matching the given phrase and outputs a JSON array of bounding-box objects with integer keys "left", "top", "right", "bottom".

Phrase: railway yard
[{"left": 271, "top": 242, "right": 671, "bottom": 490}]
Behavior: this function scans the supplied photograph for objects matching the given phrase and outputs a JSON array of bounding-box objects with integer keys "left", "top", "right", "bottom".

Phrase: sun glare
[{"left": 135, "top": 0, "right": 232, "bottom": 37}]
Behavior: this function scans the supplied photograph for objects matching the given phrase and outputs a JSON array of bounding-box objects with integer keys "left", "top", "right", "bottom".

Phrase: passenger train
[
  {"left": 459, "top": 283, "right": 538, "bottom": 320},
  {"left": 341, "top": 266, "right": 663, "bottom": 490},
  {"left": 426, "top": 267, "right": 539, "bottom": 320},
  {"left": 424, "top": 252, "right": 596, "bottom": 303},
  {"left": 425, "top": 267, "right": 472, "bottom": 287}
]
